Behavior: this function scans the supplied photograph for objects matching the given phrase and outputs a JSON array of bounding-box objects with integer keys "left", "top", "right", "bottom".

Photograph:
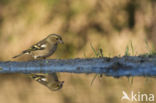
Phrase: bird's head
[
  {"left": 47, "top": 34, "right": 64, "bottom": 44},
  {"left": 48, "top": 81, "right": 64, "bottom": 91}
]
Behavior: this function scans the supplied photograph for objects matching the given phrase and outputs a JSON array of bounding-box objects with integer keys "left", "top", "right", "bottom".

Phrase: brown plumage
[
  {"left": 32, "top": 73, "right": 64, "bottom": 91},
  {"left": 13, "top": 34, "right": 64, "bottom": 59}
]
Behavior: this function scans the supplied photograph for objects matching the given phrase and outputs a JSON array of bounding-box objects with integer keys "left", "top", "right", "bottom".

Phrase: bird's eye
[{"left": 56, "top": 38, "right": 58, "bottom": 40}]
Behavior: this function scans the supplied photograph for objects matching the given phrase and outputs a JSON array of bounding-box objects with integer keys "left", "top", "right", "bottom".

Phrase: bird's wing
[
  {"left": 48, "top": 73, "right": 59, "bottom": 82},
  {"left": 23, "top": 39, "right": 48, "bottom": 53},
  {"left": 31, "top": 39, "right": 48, "bottom": 50},
  {"left": 13, "top": 38, "right": 48, "bottom": 58}
]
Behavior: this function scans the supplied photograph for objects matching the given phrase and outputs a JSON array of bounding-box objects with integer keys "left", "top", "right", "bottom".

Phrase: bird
[
  {"left": 13, "top": 34, "right": 64, "bottom": 59},
  {"left": 32, "top": 73, "right": 64, "bottom": 91},
  {"left": 13, "top": 34, "right": 64, "bottom": 91}
]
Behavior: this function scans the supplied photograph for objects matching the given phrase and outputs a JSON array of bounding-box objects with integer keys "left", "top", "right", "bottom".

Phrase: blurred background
[{"left": 0, "top": 0, "right": 156, "bottom": 103}]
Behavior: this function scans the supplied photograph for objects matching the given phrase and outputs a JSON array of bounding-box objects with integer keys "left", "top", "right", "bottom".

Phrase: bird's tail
[
  {"left": 12, "top": 49, "right": 30, "bottom": 58},
  {"left": 12, "top": 53, "right": 24, "bottom": 58}
]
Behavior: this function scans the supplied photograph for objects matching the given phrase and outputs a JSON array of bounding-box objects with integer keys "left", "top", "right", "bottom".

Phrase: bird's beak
[{"left": 59, "top": 40, "right": 64, "bottom": 44}]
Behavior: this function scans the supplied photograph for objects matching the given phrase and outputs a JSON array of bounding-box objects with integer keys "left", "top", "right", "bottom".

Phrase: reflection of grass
[
  {"left": 124, "top": 41, "right": 136, "bottom": 85},
  {"left": 128, "top": 76, "right": 133, "bottom": 85},
  {"left": 90, "top": 42, "right": 103, "bottom": 86},
  {"left": 125, "top": 43, "right": 134, "bottom": 84},
  {"left": 90, "top": 40, "right": 156, "bottom": 86},
  {"left": 124, "top": 40, "right": 156, "bottom": 85}
]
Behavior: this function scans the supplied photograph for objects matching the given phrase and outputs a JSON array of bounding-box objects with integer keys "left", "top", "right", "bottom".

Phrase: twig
[{"left": 0, "top": 56, "right": 156, "bottom": 77}]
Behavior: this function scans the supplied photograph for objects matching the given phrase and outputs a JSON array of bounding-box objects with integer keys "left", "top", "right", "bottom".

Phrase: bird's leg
[{"left": 43, "top": 57, "right": 48, "bottom": 64}]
